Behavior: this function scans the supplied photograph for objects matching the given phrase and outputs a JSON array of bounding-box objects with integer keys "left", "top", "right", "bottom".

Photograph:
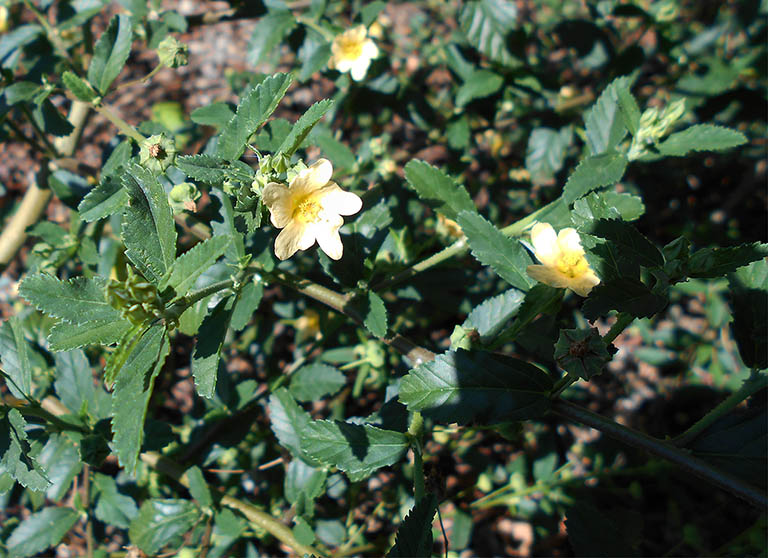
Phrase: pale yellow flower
[
  {"left": 0, "top": 7, "right": 8, "bottom": 33},
  {"left": 526, "top": 222, "right": 600, "bottom": 297},
  {"left": 329, "top": 25, "right": 379, "bottom": 81},
  {"left": 262, "top": 159, "right": 362, "bottom": 261}
]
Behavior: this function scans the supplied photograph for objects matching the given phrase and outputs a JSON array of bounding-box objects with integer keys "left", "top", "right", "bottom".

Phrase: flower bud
[
  {"left": 157, "top": 35, "right": 189, "bottom": 68},
  {"left": 169, "top": 182, "right": 200, "bottom": 213},
  {"left": 554, "top": 327, "right": 611, "bottom": 380},
  {"left": 139, "top": 133, "right": 177, "bottom": 173}
]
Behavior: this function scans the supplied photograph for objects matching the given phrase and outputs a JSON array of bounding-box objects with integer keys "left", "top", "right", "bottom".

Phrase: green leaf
[
  {"left": 525, "top": 127, "right": 572, "bottom": 184},
  {"left": 0, "top": 409, "right": 50, "bottom": 491},
  {"left": 175, "top": 154, "right": 229, "bottom": 184},
  {"left": 94, "top": 473, "right": 139, "bottom": 529},
  {"left": 582, "top": 278, "right": 667, "bottom": 321},
  {"left": 162, "top": 235, "right": 231, "bottom": 298},
  {"left": 129, "top": 499, "right": 201, "bottom": 556},
  {"left": 399, "top": 349, "right": 553, "bottom": 425},
  {"left": 657, "top": 124, "right": 747, "bottom": 157},
  {"left": 584, "top": 219, "right": 664, "bottom": 269},
  {"left": 313, "top": 132, "right": 357, "bottom": 170},
  {"left": 0, "top": 25, "right": 43, "bottom": 71},
  {"left": 289, "top": 363, "right": 346, "bottom": 402},
  {"left": 6, "top": 507, "right": 79, "bottom": 558},
  {"left": 122, "top": 163, "right": 178, "bottom": 283},
  {"left": 463, "top": 288, "right": 525, "bottom": 342},
  {"left": 246, "top": 10, "right": 296, "bottom": 67},
  {"left": 495, "top": 284, "right": 563, "bottom": 344},
  {"left": 615, "top": 84, "right": 641, "bottom": 136},
  {"left": 300, "top": 420, "right": 409, "bottom": 482},
  {"left": 456, "top": 69, "right": 504, "bottom": 107},
  {"left": 111, "top": 325, "right": 170, "bottom": 472},
  {"left": 19, "top": 274, "right": 120, "bottom": 325},
  {"left": 54, "top": 350, "right": 109, "bottom": 419},
  {"left": 284, "top": 458, "right": 327, "bottom": 504},
  {"left": 571, "top": 191, "right": 645, "bottom": 227},
  {"left": 190, "top": 102, "right": 234, "bottom": 129},
  {"left": 3, "top": 81, "right": 41, "bottom": 104},
  {"left": 192, "top": 297, "right": 233, "bottom": 399},
  {"left": 457, "top": 210, "right": 536, "bottom": 291},
  {"left": 186, "top": 466, "right": 213, "bottom": 508},
  {"left": 277, "top": 99, "right": 334, "bottom": 158},
  {"left": 78, "top": 175, "right": 129, "bottom": 222},
  {"left": 363, "top": 291, "right": 388, "bottom": 339},
  {"left": 585, "top": 75, "right": 632, "bottom": 155},
  {"left": 459, "top": 0, "right": 519, "bottom": 67},
  {"left": 61, "top": 71, "right": 97, "bottom": 102},
  {"left": 230, "top": 279, "right": 263, "bottom": 332},
  {"left": 87, "top": 14, "right": 133, "bottom": 95},
  {"left": 404, "top": 160, "right": 475, "bottom": 220},
  {"left": 387, "top": 494, "right": 438, "bottom": 558},
  {"left": 563, "top": 151, "right": 628, "bottom": 204},
  {"left": 687, "top": 242, "right": 768, "bottom": 279},
  {"left": 728, "top": 260, "right": 768, "bottom": 369},
  {"left": 48, "top": 319, "right": 133, "bottom": 351},
  {"left": 37, "top": 434, "right": 82, "bottom": 502},
  {"left": 268, "top": 388, "right": 319, "bottom": 465},
  {"left": 0, "top": 317, "right": 32, "bottom": 399},
  {"left": 32, "top": 99, "right": 74, "bottom": 137},
  {"left": 217, "top": 73, "right": 293, "bottom": 161}
]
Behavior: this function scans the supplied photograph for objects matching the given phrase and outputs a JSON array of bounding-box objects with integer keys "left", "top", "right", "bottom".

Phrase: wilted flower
[
  {"left": 526, "top": 222, "right": 600, "bottom": 297},
  {"left": 329, "top": 25, "right": 379, "bottom": 81},
  {"left": 157, "top": 35, "right": 188, "bottom": 68},
  {"left": 262, "top": 159, "right": 362, "bottom": 261}
]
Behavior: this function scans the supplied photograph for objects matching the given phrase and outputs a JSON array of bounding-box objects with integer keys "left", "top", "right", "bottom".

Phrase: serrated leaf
[
  {"left": 364, "top": 291, "right": 388, "bottom": 338},
  {"left": 563, "top": 151, "right": 628, "bottom": 203},
  {"left": 230, "top": 279, "right": 263, "bottom": 331},
  {"left": 94, "top": 473, "right": 138, "bottom": 529},
  {"left": 463, "top": 288, "right": 525, "bottom": 341},
  {"left": 122, "top": 163, "right": 177, "bottom": 283},
  {"left": 0, "top": 409, "right": 50, "bottom": 492},
  {"left": 111, "top": 325, "right": 169, "bottom": 472},
  {"left": 192, "top": 297, "right": 233, "bottom": 399},
  {"left": 246, "top": 10, "right": 296, "bottom": 67},
  {"left": 78, "top": 175, "right": 129, "bottom": 222},
  {"left": 492, "top": 284, "right": 563, "bottom": 345},
  {"left": 457, "top": 210, "right": 535, "bottom": 291},
  {"left": 687, "top": 242, "right": 768, "bottom": 279},
  {"left": 657, "top": 124, "right": 747, "bottom": 157},
  {"left": 582, "top": 278, "right": 667, "bottom": 321},
  {"left": 268, "top": 388, "right": 320, "bottom": 465},
  {"left": 61, "top": 70, "right": 97, "bottom": 102},
  {"left": 129, "top": 499, "right": 201, "bottom": 556},
  {"left": 387, "top": 494, "right": 438, "bottom": 558},
  {"left": 399, "top": 349, "right": 552, "bottom": 425},
  {"left": 190, "top": 102, "right": 234, "bottom": 129},
  {"left": 277, "top": 99, "right": 334, "bottom": 157},
  {"left": 300, "top": 420, "right": 408, "bottom": 482},
  {"left": 313, "top": 131, "right": 357, "bottom": 170},
  {"left": 284, "top": 459, "right": 327, "bottom": 504},
  {"left": 0, "top": 317, "right": 31, "bottom": 399},
  {"left": 456, "top": 69, "right": 504, "bottom": 107},
  {"left": 728, "top": 260, "right": 768, "bottom": 369},
  {"left": 525, "top": 127, "right": 572, "bottom": 184},
  {"left": 404, "top": 160, "right": 475, "bottom": 220},
  {"left": 102, "top": 140, "right": 133, "bottom": 179},
  {"left": 37, "top": 434, "right": 82, "bottom": 502},
  {"left": 6, "top": 507, "right": 79, "bottom": 558},
  {"left": 585, "top": 75, "right": 632, "bottom": 155},
  {"left": 162, "top": 235, "right": 231, "bottom": 298},
  {"left": 584, "top": 219, "right": 663, "bottom": 269},
  {"left": 217, "top": 73, "right": 293, "bottom": 161},
  {"left": 48, "top": 319, "right": 133, "bottom": 351},
  {"left": 54, "top": 349, "right": 109, "bottom": 419},
  {"left": 616, "top": 85, "right": 641, "bottom": 136},
  {"left": 186, "top": 466, "right": 213, "bottom": 508},
  {"left": 19, "top": 274, "right": 121, "bottom": 324},
  {"left": 87, "top": 14, "right": 133, "bottom": 95},
  {"left": 571, "top": 190, "right": 645, "bottom": 227},
  {"left": 175, "top": 154, "right": 229, "bottom": 184},
  {"left": 459, "top": 0, "right": 519, "bottom": 66},
  {"left": 289, "top": 363, "right": 346, "bottom": 402}
]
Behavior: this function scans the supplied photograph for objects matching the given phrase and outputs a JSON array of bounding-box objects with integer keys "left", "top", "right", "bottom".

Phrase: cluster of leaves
[{"left": 0, "top": 0, "right": 766, "bottom": 556}]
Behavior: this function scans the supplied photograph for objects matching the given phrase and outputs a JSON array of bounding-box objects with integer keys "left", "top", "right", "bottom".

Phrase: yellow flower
[
  {"left": 262, "top": 159, "right": 362, "bottom": 261},
  {"left": 526, "top": 222, "right": 600, "bottom": 297},
  {"left": 0, "top": 6, "right": 8, "bottom": 33},
  {"left": 329, "top": 25, "right": 379, "bottom": 81}
]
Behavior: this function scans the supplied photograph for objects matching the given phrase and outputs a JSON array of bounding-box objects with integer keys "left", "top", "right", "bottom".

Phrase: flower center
[
  {"left": 293, "top": 197, "right": 322, "bottom": 224},
  {"left": 556, "top": 251, "right": 590, "bottom": 278},
  {"left": 337, "top": 36, "right": 364, "bottom": 60}
]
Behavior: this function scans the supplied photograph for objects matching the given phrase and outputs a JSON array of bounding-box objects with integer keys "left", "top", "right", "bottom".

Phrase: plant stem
[
  {"left": 408, "top": 412, "right": 425, "bottom": 502},
  {"left": 603, "top": 312, "right": 634, "bottom": 345},
  {"left": 295, "top": 15, "right": 336, "bottom": 42},
  {"left": 83, "top": 465, "right": 94, "bottom": 558},
  {"left": 21, "top": 0, "right": 71, "bottom": 60},
  {"left": 92, "top": 103, "right": 145, "bottom": 143},
  {"left": 549, "top": 374, "right": 577, "bottom": 399},
  {"left": 140, "top": 452, "right": 328, "bottom": 558},
  {"left": 10, "top": 403, "right": 90, "bottom": 434},
  {"left": 673, "top": 370, "right": 768, "bottom": 447},
  {"left": 551, "top": 399, "right": 767, "bottom": 509}
]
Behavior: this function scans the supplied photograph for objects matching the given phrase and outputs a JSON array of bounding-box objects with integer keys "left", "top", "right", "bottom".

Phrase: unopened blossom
[
  {"left": 526, "top": 222, "right": 600, "bottom": 297},
  {"left": 329, "top": 25, "right": 379, "bottom": 81},
  {"left": 262, "top": 159, "right": 362, "bottom": 261}
]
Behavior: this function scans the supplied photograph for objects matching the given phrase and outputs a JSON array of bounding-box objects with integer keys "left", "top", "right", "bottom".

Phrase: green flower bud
[
  {"left": 139, "top": 133, "right": 177, "bottom": 173},
  {"left": 169, "top": 182, "right": 200, "bottom": 213},
  {"left": 554, "top": 327, "right": 611, "bottom": 380},
  {"left": 157, "top": 35, "right": 189, "bottom": 68}
]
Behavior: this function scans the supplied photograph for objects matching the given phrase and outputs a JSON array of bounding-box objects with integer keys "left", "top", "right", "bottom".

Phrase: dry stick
[{"left": 0, "top": 101, "right": 90, "bottom": 269}]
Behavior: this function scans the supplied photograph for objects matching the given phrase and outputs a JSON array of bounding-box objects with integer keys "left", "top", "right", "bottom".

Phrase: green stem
[
  {"left": 408, "top": 412, "right": 425, "bottom": 502},
  {"left": 92, "top": 103, "right": 145, "bottom": 143},
  {"left": 115, "top": 64, "right": 163, "bottom": 91},
  {"left": 551, "top": 399, "right": 767, "bottom": 509},
  {"left": 549, "top": 374, "right": 577, "bottom": 399},
  {"left": 603, "top": 312, "right": 634, "bottom": 346},
  {"left": 673, "top": 370, "right": 768, "bottom": 447},
  {"left": 21, "top": 0, "right": 71, "bottom": 60},
  {"left": 11, "top": 403, "right": 90, "bottom": 434},
  {"left": 295, "top": 15, "right": 336, "bottom": 42},
  {"left": 19, "top": 104, "right": 61, "bottom": 158}
]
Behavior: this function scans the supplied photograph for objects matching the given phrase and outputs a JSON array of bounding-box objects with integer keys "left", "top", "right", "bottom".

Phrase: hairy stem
[{"left": 92, "top": 103, "right": 145, "bottom": 143}]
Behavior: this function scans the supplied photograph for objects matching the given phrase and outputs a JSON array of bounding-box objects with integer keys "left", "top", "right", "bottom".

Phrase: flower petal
[
  {"left": 274, "top": 222, "right": 306, "bottom": 260},
  {"left": 530, "top": 222, "right": 559, "bottom": 266},
  {"left": 526, "top": 265, "right": 571, "bottom": 289},
  {"left": 349, "top": 59, "right": 370, "bottom": 81},
  {"left": 320, "top": 185, "right": 363, "bottom": 216},
  {"left": 296, "top": 159, "right": 333, "bottom": 194},
  {"left": 316, "top": 226, "right": 344, "bottom": 260},
  {"left": 557, "top": 227, "right": 585, "bottom": 256},
  {"left": 262, "top": 182, "right": 292, "bottom": 228},
  {"left": 362, "top": 39, "right": 379, "bottom": 60},
  {"left": 569, "top": 271, "right": 601, "bottom": 297}
]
